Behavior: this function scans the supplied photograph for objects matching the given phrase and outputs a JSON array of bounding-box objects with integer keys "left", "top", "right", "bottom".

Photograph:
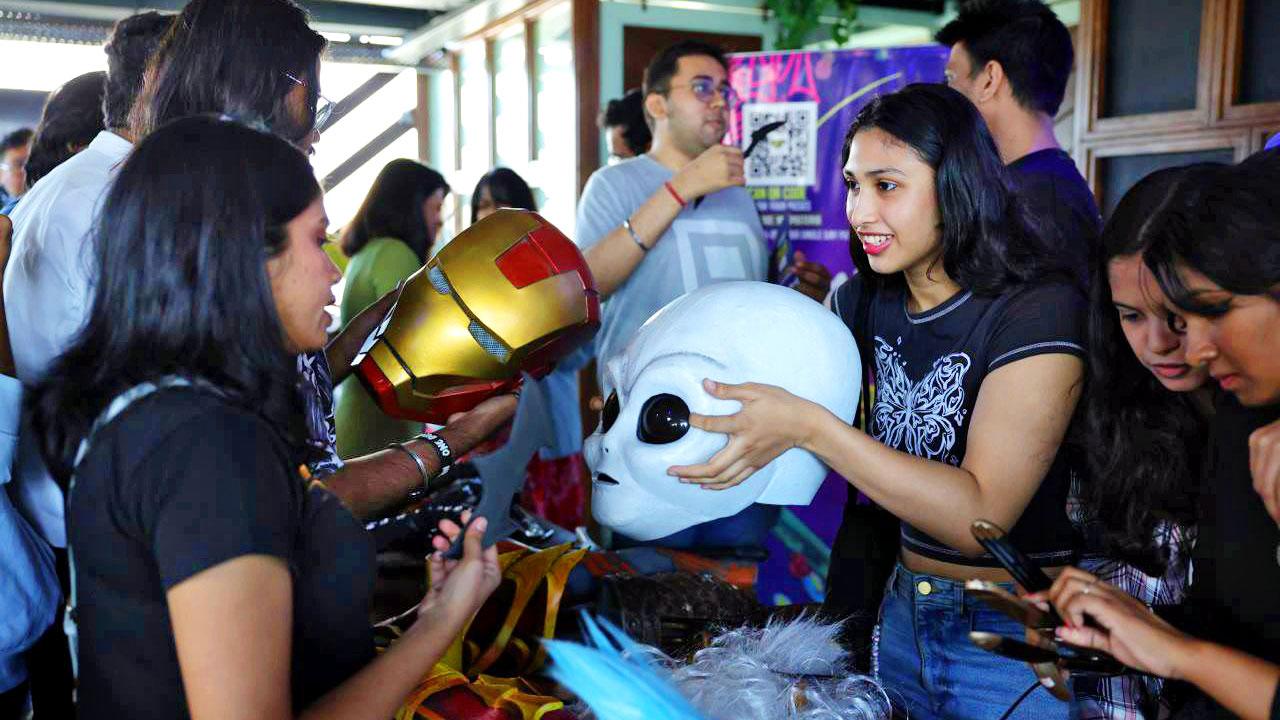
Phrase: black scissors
[
  {"left": 743, "top": 119, "right": 786, "bottom": 159},
  {"left": 693, "top": 119, "right": 786, "bottom": 209}
]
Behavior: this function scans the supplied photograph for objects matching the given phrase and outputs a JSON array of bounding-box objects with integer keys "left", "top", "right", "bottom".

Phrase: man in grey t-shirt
[
  {"left": 576, "top": 40, "right": 830, "bottom": 550},
  {"left": 577, "top": 40, "right": 828, "bottom": 386},
  {"left": 577, "top": 153, "right": 767, "bottom": 377}
]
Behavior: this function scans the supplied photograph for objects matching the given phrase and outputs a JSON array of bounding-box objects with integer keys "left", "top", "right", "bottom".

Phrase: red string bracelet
[{"left": 664, "top": 181, "right": 687, "bottom": 209}]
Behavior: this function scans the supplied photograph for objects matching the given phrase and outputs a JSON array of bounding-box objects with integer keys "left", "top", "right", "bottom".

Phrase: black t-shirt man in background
[{"left": 937, "top": 0, "right": 1101, "bottom": 279}]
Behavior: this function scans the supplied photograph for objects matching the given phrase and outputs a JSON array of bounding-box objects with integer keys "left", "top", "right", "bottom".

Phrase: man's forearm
[
  {"left": 326, "top": 320, "right": 376, "bottom": 387},
  {"left": 322, "top": 424, "right": 472, "bottom": 521},
  {"left": 586, "top": 184, "right": 683, "bottom": 297},
  {"left": 326, "top": 290, "right": 400, "bottom": 386},
  {"left": 324, "top": 342, "right": 353, "bottom": 387},
  {"left": 321, "top": 449, "right": 422, "bottom": 521}
]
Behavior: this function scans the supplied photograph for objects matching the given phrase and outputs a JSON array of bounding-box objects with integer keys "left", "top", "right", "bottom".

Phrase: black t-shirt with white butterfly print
[{"left": 831, "top": 274, "right": 1087, "bottom": 568}]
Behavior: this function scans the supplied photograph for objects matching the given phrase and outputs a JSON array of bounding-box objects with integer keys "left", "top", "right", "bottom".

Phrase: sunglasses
[
  {"left": 283, "top": 72, "right": 335, "bottom": 132},
  {"left": 669, "top": 77, "right": 738, "bottom": 106}
]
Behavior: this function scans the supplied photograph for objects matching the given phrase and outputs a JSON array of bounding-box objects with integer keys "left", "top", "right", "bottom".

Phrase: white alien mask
[{"left": 584, "top": 281, "right": 860, "bottom": 540}]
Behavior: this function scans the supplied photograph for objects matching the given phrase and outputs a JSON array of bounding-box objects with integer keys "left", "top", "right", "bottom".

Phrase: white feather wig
[{"left": 546, "top": 614, "right": 891, "bottom": 720}]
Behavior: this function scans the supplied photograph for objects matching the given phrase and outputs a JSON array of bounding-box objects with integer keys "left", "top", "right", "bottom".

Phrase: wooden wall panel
[
  {"left": 415, "top": 72, "right": 431, "bottom": 164},
  {"left": 1101, "top": 0, "right": 1203, "bottom": 118},
  {"left": 573, "top": 0, "right": 599, "bottom": 195},
  {"left": 1220, "top": 0, "right": 1280, "bottom": 124},
  {"left": 1074, "top": 0, "right": 1280, "bottom": 215},
  {"left": 1089, "top": 135, "right": 1245, "bottom": 216},
  {"left": 621, "top": 26, "right": 762, "bottom": 94}
]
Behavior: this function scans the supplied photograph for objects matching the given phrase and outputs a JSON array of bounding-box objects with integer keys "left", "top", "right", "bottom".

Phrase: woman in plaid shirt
[
  {"left": 1071, "top": 165, "right": 1219, "bottom": 719},
  {"left": 1043, "top": 151, "right": 1280, "bottom": 720}
]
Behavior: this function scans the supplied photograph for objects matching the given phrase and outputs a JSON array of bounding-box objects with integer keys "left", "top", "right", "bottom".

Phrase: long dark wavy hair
[
  {"left": 470, "top": 167, "right": 536, "bottom": 225},
  {"left": 340, "top": 159, "right": 449, "bottom": 262},
  {"left": 135, "top": 0, "right": 325, "bottom": 145},
  {"left": 840, "top": 83, "right": 1072, "bottom": 296},
  {"left": 102, "top": 11, "right": 174, "bottom": 131},
  {"left": 25, "top": 71, "right": 106, "bottom": 188},
  {"left": 30, "top": 116, "right": 321, "bottom": 484},
  {"left": 1083, "top": 165, "right": 1218, "bottom": 574},
  {"left": 1144, "top": 149, "right": 1280, "bottom": 318}
]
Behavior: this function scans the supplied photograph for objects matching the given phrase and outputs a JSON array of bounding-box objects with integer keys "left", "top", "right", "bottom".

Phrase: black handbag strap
[{"left": 852, "top": 279, "right": 876, "bottom": 433}]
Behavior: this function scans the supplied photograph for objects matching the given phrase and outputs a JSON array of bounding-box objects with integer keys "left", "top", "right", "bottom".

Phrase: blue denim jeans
[{"left": 874, "top": 564, "right": 1073, "bottom": 720}]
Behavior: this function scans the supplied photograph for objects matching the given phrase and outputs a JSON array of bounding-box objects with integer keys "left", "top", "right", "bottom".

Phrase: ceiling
[
  {"left": 0, "top": 0, "right": 1080, "bottom": 67},
  {"left": 0, "top": 0, "right": 475, "bottom": 62}
]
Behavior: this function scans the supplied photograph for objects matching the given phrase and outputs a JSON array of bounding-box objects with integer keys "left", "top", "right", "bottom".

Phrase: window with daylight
[{"left": 439, "top": 0, "right": 578, "bottom": 236}]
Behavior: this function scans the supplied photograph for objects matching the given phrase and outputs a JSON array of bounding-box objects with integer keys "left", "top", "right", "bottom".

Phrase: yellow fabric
[
  {"left": 392, "top": 543, "right": 588, "bottom": 719},
  {"left": 471, "top": 675, "right": 565, "bottom": 720},
  {"left": 395, "top": 664, "right": 565, "bottom": 720},
  {"left": 395, "top": 663, "right": 469, "bottom": 720}
]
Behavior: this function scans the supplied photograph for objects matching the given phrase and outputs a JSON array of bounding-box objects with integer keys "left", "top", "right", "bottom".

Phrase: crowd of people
[{"left": 0, "top": 0, "right": 1276, "bottom": 718}]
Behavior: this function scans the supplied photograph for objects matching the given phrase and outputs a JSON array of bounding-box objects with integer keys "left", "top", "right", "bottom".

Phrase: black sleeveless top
[{"left": 832, "top": 276, "right": 1086, "bottom": 567}]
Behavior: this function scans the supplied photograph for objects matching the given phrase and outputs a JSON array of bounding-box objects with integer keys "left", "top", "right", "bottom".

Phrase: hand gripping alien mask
[
  {"left": 584, "top": 281, "right": 860, "bottom": 540},
  {"left": 353, "top": 209, "right": 599, "bottom": 424}
]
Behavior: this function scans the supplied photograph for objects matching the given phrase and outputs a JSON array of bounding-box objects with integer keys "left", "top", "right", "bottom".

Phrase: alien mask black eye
[
  {"left": 601, "top": 390, "right": 620, "bottom": 432},
  {"left": 637, "top": 393, "right": 690, "bottom": 444}
]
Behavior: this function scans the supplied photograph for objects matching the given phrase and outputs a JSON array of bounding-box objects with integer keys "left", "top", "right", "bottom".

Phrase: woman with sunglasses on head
[
  {"left": 30, "top": 116, "right": 501, "bottom": 720},
  {"left": 1038, "top": 150, "right": 1280, "bottom": 720},
  {"left": 669, "top": 83, "right": 1086, "bottom": 719},
  {"left": 1070, "top": 165, "right": 1222, "bottom": 718},
  {"left": 136, "top": 0, "right": 515, "bottom": 524}
]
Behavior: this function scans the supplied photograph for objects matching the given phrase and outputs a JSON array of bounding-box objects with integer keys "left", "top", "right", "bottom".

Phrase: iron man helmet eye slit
[
  {"left": 467, "top": 320, "right": 511, "bottom": 362},
  {"left": 428, "top": 266, "right": 451, "bottom": 294}
]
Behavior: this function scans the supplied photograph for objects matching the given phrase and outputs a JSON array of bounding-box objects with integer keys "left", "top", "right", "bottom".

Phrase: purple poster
[{"left": 726, "top": 47, "right": 949, "bottom": 606}]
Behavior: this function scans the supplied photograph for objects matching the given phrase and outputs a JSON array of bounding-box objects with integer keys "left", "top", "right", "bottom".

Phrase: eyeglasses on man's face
[
  {"left": 284, "top": 72, "right": 335, "bottom": 133},
  {"left": 669, "top": 77, "right": 738, "bottom": 106}
]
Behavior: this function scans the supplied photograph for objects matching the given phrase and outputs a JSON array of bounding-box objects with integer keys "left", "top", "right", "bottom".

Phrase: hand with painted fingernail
[
  {"left": 1044, "top": 566, "right": 1192, "bottom": 678},
  {"left": 422, "top": 510, "right": 501, "bottom": 628}
]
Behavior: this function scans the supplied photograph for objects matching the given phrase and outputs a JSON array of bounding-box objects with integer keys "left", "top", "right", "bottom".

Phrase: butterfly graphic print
[{"left": 871, "top": 337, "right": 971, "bottom": 466}]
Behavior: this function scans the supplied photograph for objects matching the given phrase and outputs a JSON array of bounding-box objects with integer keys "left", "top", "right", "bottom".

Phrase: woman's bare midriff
[{"left": 902, "top": 547, "right": 1067, "bottom": 584}]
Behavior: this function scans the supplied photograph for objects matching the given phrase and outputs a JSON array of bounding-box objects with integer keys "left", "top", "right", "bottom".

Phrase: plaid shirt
[
  {"left": 298, "top": 351, "right": 344, "bottom": 478},
  {"left": 1072, "top": 521, "right": 1193, "bottom": 720}
]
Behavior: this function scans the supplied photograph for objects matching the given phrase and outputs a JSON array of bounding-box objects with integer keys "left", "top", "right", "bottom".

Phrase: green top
[
  {"left": 334, "top": 236, "right": 424, "bottom": 459},
  {"left": 324, "top": 239, "right": 349, "bottom": 275}
]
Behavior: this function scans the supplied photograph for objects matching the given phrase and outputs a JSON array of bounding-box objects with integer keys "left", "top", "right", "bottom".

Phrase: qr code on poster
[{"left": 741, "top": 101, "right": 817, "bottom": 186}]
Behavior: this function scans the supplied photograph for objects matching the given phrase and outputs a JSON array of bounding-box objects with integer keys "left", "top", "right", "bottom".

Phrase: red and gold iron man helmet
[{"left": 352, "top": 209, "right": 599, "bottom": 424}]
